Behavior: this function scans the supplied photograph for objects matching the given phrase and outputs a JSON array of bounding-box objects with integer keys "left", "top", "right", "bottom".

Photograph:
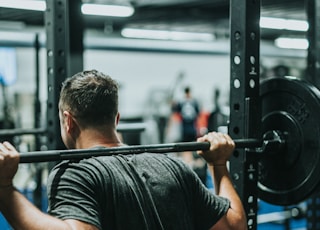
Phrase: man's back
[{"left": 47, "top": 153, "right": 229, "bottom": 230}]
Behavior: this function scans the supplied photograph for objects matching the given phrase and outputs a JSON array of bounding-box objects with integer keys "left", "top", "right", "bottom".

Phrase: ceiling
[{"left": 0, "top": 0, "right": 308, "bottom": 43}]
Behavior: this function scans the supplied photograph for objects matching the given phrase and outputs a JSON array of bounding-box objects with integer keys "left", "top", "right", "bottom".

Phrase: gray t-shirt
[{"left": 47, "top": 152, "right": 230, "bottom": 230}]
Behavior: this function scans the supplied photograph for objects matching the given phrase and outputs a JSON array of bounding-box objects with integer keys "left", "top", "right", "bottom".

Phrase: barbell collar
[{"left": 258, "top": 130, "right": 287, "bottom": 154}]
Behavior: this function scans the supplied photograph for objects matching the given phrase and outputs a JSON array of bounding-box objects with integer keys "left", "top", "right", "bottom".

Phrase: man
[
  {"left": 173, "top": 86, "right": 200, "bottom": 142},
  {"left": 0, "top": 70, "right": 246, "bottom": 230}
]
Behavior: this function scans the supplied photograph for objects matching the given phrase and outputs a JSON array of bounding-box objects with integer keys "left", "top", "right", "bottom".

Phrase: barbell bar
[{"left": 19, "top": 134, "right": 281, "bottom": 164}]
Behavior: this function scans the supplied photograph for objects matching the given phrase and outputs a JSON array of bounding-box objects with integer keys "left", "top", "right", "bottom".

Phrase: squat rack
[
  {"left": 45, "top": 0, "right": 320, "bottom": 229},
  {"left": 229, "top": 1, "right": 320, "bottom": 229}
]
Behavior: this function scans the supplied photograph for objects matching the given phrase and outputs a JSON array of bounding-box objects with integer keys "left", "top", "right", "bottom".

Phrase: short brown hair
[{"left": 59, "top": 70, "right": 119, "bottom": 126}]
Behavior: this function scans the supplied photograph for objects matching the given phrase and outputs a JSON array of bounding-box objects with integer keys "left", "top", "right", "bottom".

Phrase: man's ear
[
  {"left": 115, "top": 112, "right": 120, "bottom": 126},
  {"left": 63, "top": 111, "right": 77, "bottom": 133}
]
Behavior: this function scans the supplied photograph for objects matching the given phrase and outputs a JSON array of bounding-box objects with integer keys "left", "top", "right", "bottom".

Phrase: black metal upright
[
  {"left": 45, "top": 0, "right": 69, "bottom": 152},
  {"left": 67, "top": 0, "right": 84, "bottom": 76},
  {"left": 229, "top": 0, "right": 261, "bottom": 229},
  {"left": 306, "top": 0, "right": 320, "bottom": 89},
  {"left": 33, "top": 33, "right": 43, "bottom": 210},
  {"left": 34, "top": 33, "right": 41, "bottom": 149},
  {"left": 45, "top": 0, "right": 83, "bottom": 152},
  {"left": 306, "top": 0, "right": 320, "bottom": 229}
]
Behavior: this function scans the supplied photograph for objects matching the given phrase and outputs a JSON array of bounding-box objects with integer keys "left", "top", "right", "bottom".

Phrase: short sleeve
[{"left": 47, "top": 161, "right": 102, "bottom": 229}]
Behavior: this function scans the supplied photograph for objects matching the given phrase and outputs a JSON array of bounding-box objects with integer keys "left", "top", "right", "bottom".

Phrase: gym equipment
[
  {"left": 257, "top": 206, "right": 305, "bottom": 224},
  {"left": 19, "top": 135, "right": 274, "bottom": 164},
  {"left": 259, "top": 77, "right": 320, "bottom": 205}
]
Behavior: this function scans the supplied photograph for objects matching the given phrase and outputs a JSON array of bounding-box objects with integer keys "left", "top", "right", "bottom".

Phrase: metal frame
[
  {"left": 41, "top": 0, "right": 317, "bottom": 228},
  {"left": 307, "top": 0, "right": 320, "bottom": 89},
  {"left": 32, "top": 33, "right": 43, "bottom": 210},
  {"left": 229, "top": 0, "right": 261, "bottom": 229},
  {"left": 43, "top": 0, "right": 83, "bottom": 210},
  {"left": 306, "top": 0, "right": 320, "bottom": 229},
  {"left": 34, "top": 33, "right": 41, "bottom": 149},
  {"left": 45, "top": 0, "right": 69, "bottom": 151},
  {"left": 67, "top": 0, "right": 84, "bottom": 76},
  {"left": 45, "top": 0, "right": 83, "bottom": 152}
]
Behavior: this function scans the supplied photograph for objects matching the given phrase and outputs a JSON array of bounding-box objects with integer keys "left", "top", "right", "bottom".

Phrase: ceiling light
[
  {"left": 274, "top": 38, "right": 309, "bottom": 50},
  {"left": 81, "top": 3, "right": 134, "bottom": 17},
  {"left": 0, "top": 1, "right": 134, "bottom": 17},
  {"left": 0, "top": 0, "right": 46, "bottom": 11},
  {"left": 260, "top": 17, "right": 309, "bottom": 31},
  {"left": 121, "top": 28, "right": 215, "bottom": 41}
]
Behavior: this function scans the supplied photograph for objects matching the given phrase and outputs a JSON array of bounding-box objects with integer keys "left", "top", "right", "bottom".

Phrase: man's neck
[{"left": 75, "top": 128, "right": 123, "bottom": 149}]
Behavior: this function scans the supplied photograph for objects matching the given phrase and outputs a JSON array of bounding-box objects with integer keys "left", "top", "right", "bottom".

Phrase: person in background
[
  {"left": 171, "top": 86, "right": 208, "bottom": 184},
  {"left": 0, "top": 70, "right": 246, "bottom": 230},
  {"left": 172, "top": 86, "right": 200, "bottom": 142}
]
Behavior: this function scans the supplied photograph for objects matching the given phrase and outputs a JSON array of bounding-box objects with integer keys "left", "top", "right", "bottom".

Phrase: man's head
[
  {"left": 58, "top": 70, "right": 119, "bottom": 147},
  {"left": 184, "top": 86, "right": 191, "bottom": 98},
  {"left": 59, "top": 69, "right": 119, "bottom": 126}
]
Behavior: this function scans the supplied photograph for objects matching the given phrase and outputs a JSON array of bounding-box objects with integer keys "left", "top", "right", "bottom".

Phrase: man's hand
[
  {"left": 0, "top": 142, "right": 19, "bottom": 188},
  {"left": 197, "top": 132, "right": 235, "bottom": 166}
]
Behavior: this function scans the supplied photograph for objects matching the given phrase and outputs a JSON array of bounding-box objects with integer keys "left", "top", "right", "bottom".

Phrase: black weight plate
[{"left": 259, "top": 76, "right": 320, "bottom": 206}]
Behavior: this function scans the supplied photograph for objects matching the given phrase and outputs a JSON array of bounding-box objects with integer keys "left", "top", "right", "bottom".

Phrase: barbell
[
  {"left": 19, "top": 132, "right": 280, "bottom": 164},
  {"left": 5, "top": 76, "right": 320, "bottom": 206}
]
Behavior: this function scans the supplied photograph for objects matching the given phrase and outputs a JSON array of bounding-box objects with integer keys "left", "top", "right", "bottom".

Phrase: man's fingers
[
  {"left": 0, "top": 143, "right": 9, "bottom": 154},
  {"left": 0, "top": 142, "right": 19, "bottom": 159},
  {"left": 222, "top": 133, "right": 235, "bottom": 147},
  {"left": 3, "top": 141, "right": 17, "bottom": 151}
]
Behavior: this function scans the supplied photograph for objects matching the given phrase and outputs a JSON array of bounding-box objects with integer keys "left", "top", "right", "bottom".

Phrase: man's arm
[
  {"left": 208, "top": 164, "right": 247, "bottom": 230},
  {"left": 197, "top": 132, "right": 247, "bottom": 230},
  {"left": 0, "top": 142, "right": 98, "bottom": 230}
]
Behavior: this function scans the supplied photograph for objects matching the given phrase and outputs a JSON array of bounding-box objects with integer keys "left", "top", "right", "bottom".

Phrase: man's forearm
[
  {"left": 209, "top": 164, "right": 247, "bottom": 230},
  {"left": 0, "top": 186, "right": 70, "bottom": 230},
  {"left": 209, "top": 165, "right": 234, "bottom": 196}
]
